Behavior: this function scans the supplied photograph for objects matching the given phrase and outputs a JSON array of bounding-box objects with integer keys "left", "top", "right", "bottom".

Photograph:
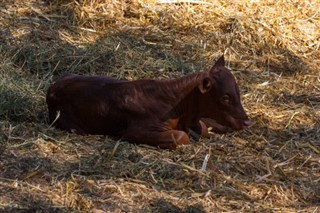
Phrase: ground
[{"left": 0, "top": 0, "right": 319, "bottom": 212}]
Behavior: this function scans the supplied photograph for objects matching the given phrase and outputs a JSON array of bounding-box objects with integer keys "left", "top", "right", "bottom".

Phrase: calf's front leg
[
  {"left": 189, "top": 120, "right": 209, "bottom": 139},
  {"left": 123, "top": 129, "right": 189, "bottom": 149},
  {"left": 200, "top": 118, "right": 233, "bottom": 134}
]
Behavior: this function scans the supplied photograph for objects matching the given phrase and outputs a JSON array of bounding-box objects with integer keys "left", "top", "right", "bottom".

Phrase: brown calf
[{"left": 46, "top": 56, "right": 250, "bottom": 149}]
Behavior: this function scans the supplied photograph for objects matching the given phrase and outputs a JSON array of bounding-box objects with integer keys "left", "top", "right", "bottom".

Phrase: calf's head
[{"left": 198, "top": 55, "right": 250, "bottom": 132}]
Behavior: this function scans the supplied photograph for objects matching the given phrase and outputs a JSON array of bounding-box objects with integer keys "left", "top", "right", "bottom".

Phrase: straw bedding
[{"left": 0, "top": 0, "right": 319, "bottom": 212}]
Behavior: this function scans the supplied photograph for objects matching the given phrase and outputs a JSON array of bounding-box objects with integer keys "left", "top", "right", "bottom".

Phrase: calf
[{"left": 46, "top": 55, "right": 250, "bottom": 149}]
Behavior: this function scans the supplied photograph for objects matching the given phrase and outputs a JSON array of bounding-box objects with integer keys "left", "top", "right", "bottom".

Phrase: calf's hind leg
[
  {"left": 123, "top": 129, "right": 189, "bottom": 149},
  {"left": 52, "top": 114, "right": 87, "bottom": 135}
]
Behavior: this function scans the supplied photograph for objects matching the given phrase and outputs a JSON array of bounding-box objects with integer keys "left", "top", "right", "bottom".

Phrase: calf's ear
[
  {"left": 213, "top": 55, "right": 225, "bottom": 68},
  {"left": 198, "top": 78, "right": 212, "bottom": 94}
]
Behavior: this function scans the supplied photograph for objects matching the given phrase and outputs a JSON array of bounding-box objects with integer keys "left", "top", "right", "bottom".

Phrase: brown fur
[{"left": 46, "top": 56, "right": 250, "bottom": 149}]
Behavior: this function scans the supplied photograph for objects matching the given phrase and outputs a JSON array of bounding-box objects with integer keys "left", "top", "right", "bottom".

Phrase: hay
[{"left": 0, "top": 0, "right": 319, "bottom": 212}]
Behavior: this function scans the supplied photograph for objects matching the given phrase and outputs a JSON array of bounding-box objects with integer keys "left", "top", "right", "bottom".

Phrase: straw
[{"left": 0, "top": 0, "right": 319, "bottom": 212}]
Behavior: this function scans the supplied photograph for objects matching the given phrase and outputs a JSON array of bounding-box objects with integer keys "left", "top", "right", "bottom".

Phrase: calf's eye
[{"left": 221, "top": 95, "right": 230, "bottom": 103}]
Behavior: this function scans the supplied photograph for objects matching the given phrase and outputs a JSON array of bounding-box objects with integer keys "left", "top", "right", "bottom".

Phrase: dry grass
[{"left": 0, "top": 0, "right": 319, "bottom": 212}]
